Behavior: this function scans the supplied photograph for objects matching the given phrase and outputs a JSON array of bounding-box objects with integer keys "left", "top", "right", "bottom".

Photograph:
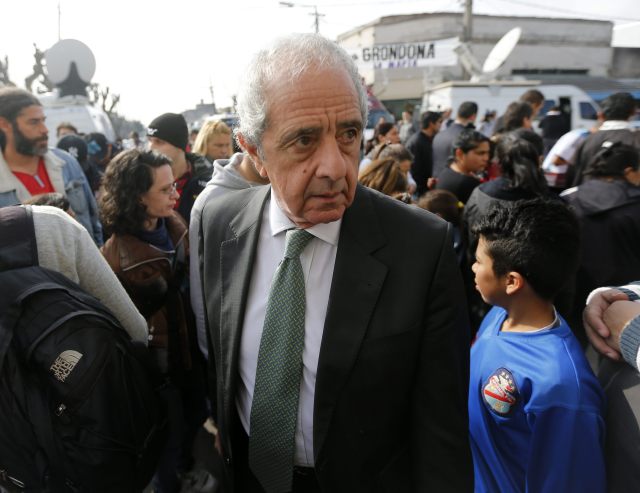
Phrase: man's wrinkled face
[
  {"left": 12, "top": 105, "right": 49, "bottom": 156},
  {"left": 245, "top": 67, "right": 363, "bottom": 229}
]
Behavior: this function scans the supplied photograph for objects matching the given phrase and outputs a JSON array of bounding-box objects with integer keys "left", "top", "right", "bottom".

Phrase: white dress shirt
[{"left": 236, "top": 190, "right": 340, "bottom": 466}]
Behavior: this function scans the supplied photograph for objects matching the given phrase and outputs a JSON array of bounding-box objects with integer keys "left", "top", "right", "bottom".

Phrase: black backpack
[{"left": 0, "top": 206, "right": 168, "bottom": 492}]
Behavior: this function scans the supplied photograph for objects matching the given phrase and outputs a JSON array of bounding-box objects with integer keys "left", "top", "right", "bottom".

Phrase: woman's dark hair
[
  {"left": 100, "top": 149, "right": 172, "bottom": 235},
  {"left": 512, "top": 128, "right": 543, "bottom": 156},
  {"left": 496, "top": 130, "right": 549, "bottom": 196},
  {"left": 365, "top": 122, "right": 396, "bottom": 155},
  {"left": 503, "top": 101, "right": 533, "bottom": 132},
  {"left": 358, "top": 157, "right": 408, "bottom": 196},
  {"left": 452, "top": 128, "right": 490, "bottom": 154},
  {"left": 584, "top": 142, "right": 640, "bottom": 178}
]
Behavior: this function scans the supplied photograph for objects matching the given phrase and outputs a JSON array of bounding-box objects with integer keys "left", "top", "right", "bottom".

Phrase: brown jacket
[{"left": 102, "top": 212, "right": 193, "bottom": 372}]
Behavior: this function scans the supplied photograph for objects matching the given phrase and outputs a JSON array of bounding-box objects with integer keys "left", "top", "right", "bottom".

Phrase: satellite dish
[
  {"left": 482, "top": 27, "right": 521, "bottom": 74},
  {"left": 45, "top": 39, "right": 96, "bottom": 85}
]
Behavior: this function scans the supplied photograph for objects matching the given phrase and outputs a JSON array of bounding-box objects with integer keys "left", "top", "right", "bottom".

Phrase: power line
[
  {"left": 304, "top": 0, "right": 640, "bottom": 23},
  {"left": 484, "top": 0, "right": 640, "bottom": 23}
]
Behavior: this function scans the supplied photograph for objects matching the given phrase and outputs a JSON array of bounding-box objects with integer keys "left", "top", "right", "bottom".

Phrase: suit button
[{"left": 225, "top": 456, "right": 232, "bottom": 466}]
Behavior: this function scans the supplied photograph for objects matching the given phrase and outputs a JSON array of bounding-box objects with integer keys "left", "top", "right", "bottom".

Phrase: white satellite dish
[
  {"left": 482, "top": 27, "right": 522, "bottom": 74},
  {"left": 45, "top": 39, "right": 96, "bottom": 85}
]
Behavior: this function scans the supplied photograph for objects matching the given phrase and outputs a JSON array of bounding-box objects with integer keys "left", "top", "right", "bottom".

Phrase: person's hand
[
  {"left": 214, "top": 430, "right": 223, "bottom": 456},
  {"left": 583, "top": 288, "right": 628, "bottom": 360},
  {"left": 604, "top": 300, "right": 640, "bottom": 353}
]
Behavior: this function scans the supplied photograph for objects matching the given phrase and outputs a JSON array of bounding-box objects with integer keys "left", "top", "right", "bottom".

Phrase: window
[{"left": 579, "top": 102, "right": 598, "bottom": 120}]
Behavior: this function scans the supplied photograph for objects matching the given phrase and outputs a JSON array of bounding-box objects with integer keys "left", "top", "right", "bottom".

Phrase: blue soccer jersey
[{"left": 469, "top": 307, "right": 605, "bottom": 493}]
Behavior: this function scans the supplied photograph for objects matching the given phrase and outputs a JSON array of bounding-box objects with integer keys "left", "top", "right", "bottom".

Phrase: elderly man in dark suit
[{"left": 200, "top": 33, "right": 472, "bottom": 493}]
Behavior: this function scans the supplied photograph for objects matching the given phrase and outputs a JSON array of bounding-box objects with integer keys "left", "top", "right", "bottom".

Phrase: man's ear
[
  {"left": 505, "top": 271, "right": 525, "bottom": 296},
  {"left": 237, "top": 133, "right": 268, "bottom": 179},
  {"left": 0, "top": 116, "right": 11, "bottom": 134}
]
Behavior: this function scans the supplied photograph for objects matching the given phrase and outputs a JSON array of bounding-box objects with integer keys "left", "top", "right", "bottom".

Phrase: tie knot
[{"left": 284, "top": 229, "right": 313, "bottom": 259}]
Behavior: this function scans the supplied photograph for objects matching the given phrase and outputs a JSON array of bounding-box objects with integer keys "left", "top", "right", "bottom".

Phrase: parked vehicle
[
  {"left": 40, "top": 93, "right": 116, "bottom": 143},
  {"left": 421, "top": 81, "right": 599, "bottom": 131}
]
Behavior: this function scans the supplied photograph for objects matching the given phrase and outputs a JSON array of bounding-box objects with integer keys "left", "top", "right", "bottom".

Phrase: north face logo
[
  {"left": 50, "top": 350, "right": 83, "bottom": 382},
  {"left": 147, "top": 128, "right": 158, "bottom": 135},
  {"left": 67, "top": 146, "right": 79, "bottom": 159}
]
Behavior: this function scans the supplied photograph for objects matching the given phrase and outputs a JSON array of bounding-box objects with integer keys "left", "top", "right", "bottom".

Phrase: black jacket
[
  {"left": 405, "top": 131, "right": 434, "bottom": 196},
  {"left": 176, "top": 153, "right": 213, "bottom": 224},
  {"left": 563, "top": 179, "right": 640, "bottom": 341},
  {"left": 571, "top": 128, "right": 640, "bottom": 186}
]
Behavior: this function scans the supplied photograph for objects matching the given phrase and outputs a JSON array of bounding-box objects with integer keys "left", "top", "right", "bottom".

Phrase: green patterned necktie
[{"left": 248, "top": 228, "right": 314, "bottom": 493}]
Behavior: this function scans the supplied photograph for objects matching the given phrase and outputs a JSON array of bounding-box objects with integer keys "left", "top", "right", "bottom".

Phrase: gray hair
[
  {"left": 0, "top": 87, "right": 41, "bottom": 122},
  {"left": 235, "top": 33, "right": 368, "bottom": 150}
]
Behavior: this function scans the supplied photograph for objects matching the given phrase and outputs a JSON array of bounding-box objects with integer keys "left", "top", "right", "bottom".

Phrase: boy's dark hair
[
  {"left": 601, "top": 92, "right": 636, "bottom": 121},
  {"left": 457, "top": 101, "right": 478, "bottom": 119},
  {"left": 421, "top": 111, "right": 441, "bottom": 129},
  {"left": 417, "top": 189, "right": 461, "bottom": 226},
  {"left": 0, "top": 87, "right": 41, "bottom": 123},
  {"left": 584, "top": 141, "right": 640, "bottom": 178},
  {"left": 472, "top": 198, "right": 580, "bottom": 300},
  {"left": 503, "top": 102, "right": 533, "bottom": 132},
  {"left": 453, "top": 128, "right": 490, "bottom": 153},
  {"left": 520, "top": 89, "right": 544, "bottom": 107}
]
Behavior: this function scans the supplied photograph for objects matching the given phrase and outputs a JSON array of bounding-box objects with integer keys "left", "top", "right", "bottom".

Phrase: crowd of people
[{"left": 1, "top": 32, "right": 640, "bottom": 493}]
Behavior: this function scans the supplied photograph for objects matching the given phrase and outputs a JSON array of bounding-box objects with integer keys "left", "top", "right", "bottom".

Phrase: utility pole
[
  {"left": 462, "top": 0, "right": 473, "bottom": 43},
  {"left": 279, "top": 2, "right": 324, "bottom": 34},
  {"left": 310, "top": 5, "right": 324, "bottom": 34},
  {"left": 57, "top": 2, "right": 61, "bottom": 41},
  {"left": 461, "top": 0, "right": 473, "bottom": 79}
]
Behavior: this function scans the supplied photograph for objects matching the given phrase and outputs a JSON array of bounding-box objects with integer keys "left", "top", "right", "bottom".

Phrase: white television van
[
  {"left": 421, "top": 81, "right": 599, "bottom": 131},
  {"left": 40, "top": 93, "right": 117, "bottom": 144}
]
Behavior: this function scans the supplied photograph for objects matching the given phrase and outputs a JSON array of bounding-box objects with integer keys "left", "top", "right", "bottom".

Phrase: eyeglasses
[{"left": 160, "top": 182, "right": 178, "bottom": 195}]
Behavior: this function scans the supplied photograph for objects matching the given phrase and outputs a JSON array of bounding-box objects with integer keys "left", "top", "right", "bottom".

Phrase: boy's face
[{"left": 472, "top": 236, "right": 507, "bottom": 306}]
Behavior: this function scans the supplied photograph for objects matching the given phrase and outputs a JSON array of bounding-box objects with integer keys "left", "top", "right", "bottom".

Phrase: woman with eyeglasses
[{"left": 99, "top": 149, "right": 208, "bottom": 493}]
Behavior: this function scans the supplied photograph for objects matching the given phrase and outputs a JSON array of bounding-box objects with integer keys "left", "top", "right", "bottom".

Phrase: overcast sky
[{"left": 1, "top": 0, "right": 637, "bottom": 124}]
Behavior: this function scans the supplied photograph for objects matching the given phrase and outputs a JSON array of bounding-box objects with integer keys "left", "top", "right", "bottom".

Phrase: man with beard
[{"left": 0, "top": 87, "right": 102, "bottom": 244}]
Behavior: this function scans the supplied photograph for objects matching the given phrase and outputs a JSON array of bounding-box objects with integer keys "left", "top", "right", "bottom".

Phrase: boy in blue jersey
[{"left": 469, "top": 199, "right": 605, "bottom": 493}]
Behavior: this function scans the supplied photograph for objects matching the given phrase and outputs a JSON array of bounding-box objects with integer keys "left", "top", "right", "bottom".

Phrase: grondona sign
[{"left": 349, "top": 37, "right": 458, "bottom": 70}]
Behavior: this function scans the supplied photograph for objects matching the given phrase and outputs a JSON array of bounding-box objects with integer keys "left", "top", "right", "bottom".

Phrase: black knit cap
[
  {"left": 147, "top": 113, "right": 188, "bottom": 151},
  {"left": 57, "top": 134, "right": 88, "bottom": 164}
]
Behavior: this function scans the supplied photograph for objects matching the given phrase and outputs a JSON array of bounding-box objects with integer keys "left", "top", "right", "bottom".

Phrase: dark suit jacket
[{"left": 200, "top": 184, "right": 472, "bottom": 492}]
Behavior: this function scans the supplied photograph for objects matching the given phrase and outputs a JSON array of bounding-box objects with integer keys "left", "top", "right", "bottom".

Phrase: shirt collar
[
  {"left": 600, "top": 120, "right": 634, "bottom": 131},
  {"left": 269, "top": 188, "right": 341, "bottom": 246}
]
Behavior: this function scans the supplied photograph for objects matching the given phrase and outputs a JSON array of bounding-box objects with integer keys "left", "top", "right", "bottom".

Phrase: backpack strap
[{"left": 0, "top": 205, "right": 38, "bottom": 272}]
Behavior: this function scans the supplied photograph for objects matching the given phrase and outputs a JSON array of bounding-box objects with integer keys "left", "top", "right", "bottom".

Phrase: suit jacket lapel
[
  {"left": 313, "top": 186, "right": 388, "bottom": 460},
  {"left": 219, "top": 186, "right": 270, "bottom": 424}
]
